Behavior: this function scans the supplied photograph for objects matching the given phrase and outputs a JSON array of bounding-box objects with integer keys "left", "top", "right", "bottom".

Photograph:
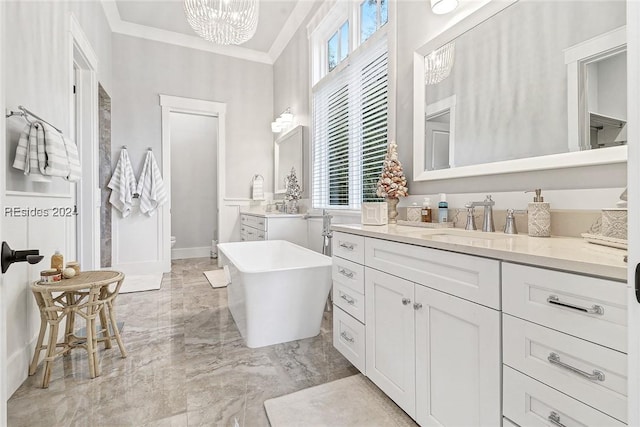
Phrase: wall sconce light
[
  {"left": 271, "top": 108, "right": 294, "bottom": 133},
  {"left": 430, "top": 0, "right": 458, "bottom": 15}
]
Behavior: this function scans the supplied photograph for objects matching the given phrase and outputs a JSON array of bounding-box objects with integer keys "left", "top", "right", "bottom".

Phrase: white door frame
[
  {"left": 159, "top": 95, "right": 226, "bottom": 272},
  {"left": 69, "top": 13, "right": 100, "bottom": 270},
  {"left": 0, "top": 0, "right": 7, "bottom": 423},
  {"left": 627, "top": 0, "right": 640, "bottom": 424}
]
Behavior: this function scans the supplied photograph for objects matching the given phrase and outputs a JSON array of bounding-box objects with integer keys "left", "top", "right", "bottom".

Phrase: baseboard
[
  {"left": 171, "top": 246, "right": 211, "bottom": 260},
  {"left": 7, "top": 334, "right": 38, "bottom": 398},
  {"left": 119, "top": 273, "right": 163, "bottom": 293}
]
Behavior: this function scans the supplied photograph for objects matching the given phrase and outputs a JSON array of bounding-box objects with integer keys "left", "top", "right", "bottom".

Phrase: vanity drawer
[
  {"left": 365, "top": 238, "right": 500, "bottom": 309},
  {"left": 333, "top": 281, "right": 365, "bottom": 323},
  {"left": 502, "top": 263, "right": 627, "bottom": 352},
  {"left": 503, "top": 366, "right": 625, "bottom": 427},
  {"left": 503, "top": 314, "right": 627, "bottom": 422},
  {"left": 256, "top": 230, "right": 266, "bottom": 241},
  {"left": 333, "top": 306, "right": 365, "bottom": 373},
  {"left": 254, "top": 217, "right": 267, "bottom": 231},
  {"left": 333, "top": 232, "right": 365, "bottom": 264},
  {"left": 332, "top": 257, "right": 365, "bottom": 294}
]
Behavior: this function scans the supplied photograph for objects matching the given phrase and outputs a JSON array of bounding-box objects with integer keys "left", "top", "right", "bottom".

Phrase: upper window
[
  {"left": 360, "top": 0, "right": 388, "bottom": 43},
  {"left": 328, "top": 21, "right": 350, "bottom": 72}
]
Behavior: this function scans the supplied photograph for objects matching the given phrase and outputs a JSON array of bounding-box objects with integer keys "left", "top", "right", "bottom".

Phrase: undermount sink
[{"left": 420, "top": 228, "right": 517, "bottom": 244}]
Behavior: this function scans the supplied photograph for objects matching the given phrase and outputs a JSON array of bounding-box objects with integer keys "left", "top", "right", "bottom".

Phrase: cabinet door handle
[
  {"left": 548, "top": 411, "right": 567, "bottom": 427},
  {"left": 546, "top": 295, "right": 604, "bottom": 315},
  {"left": 338, "top": 268, "right": 354, "bottom": 279},
  {"left": 339, "top": 242, "right": 355, "bottom": 251},
  {"left": 413, "top": 302, "right": 423, "bottom": 310},
  {"left": 547, "top": 352, "right": 605, "bottom": 381},
  {"left": 340, "top": 293, "right": 355, "bottom": 305},
  {"left": 402, "top": 298, "right": 411, "bottom": 305},
  {"left": 340, "top": 331, "right": 354, "bottom": 343}
]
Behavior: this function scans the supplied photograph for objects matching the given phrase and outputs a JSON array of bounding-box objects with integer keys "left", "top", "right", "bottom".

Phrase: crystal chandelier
[
  {"left": 424, "top": 42, "right": 455, "bottom": 85},
  {"left": 184, "top": 0, "right": 259, "bottom": 45}
]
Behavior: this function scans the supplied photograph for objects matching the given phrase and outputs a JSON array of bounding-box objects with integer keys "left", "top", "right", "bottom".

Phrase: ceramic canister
[
  {"left": 406, "top": 204, "right": 422, "bottom": 222},
  {"left": 601, "top": 208, "right": 627, "bottom": 240}
]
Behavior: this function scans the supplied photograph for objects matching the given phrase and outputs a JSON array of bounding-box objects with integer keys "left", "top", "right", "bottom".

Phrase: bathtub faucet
[{"left": 303, "top": 209, "right": 333, "bottom": 255}]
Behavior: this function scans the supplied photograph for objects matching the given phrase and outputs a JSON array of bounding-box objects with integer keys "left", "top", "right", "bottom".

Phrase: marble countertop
[
  {"left": 331, "top": 223, "right": 628, "bottom": 282},
  {"left": 240, "top": 209, "right": 306, "bottom": 218}
]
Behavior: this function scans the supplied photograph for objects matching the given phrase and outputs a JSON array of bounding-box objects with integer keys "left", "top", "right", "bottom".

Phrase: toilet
[{"left": 171, "top": 236, "right": 176, "bottom": 248}]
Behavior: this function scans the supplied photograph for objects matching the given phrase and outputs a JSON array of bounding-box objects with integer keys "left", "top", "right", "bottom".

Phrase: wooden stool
[{"left": 29, "top": 271, "right": 126, "bottom": 388}]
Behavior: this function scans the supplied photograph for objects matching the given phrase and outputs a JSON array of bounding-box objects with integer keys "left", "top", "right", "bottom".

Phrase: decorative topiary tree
[
  {"left": 376, "top": 141, "right": 408, "bottom": 199},
  {"left": 284, "top": 167, "right": 302, "bottom": 213}
]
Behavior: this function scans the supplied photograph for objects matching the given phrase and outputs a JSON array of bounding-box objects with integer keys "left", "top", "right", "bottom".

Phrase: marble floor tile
[{"left": 7, "top": 257, "right": 371, "bottom": 426}]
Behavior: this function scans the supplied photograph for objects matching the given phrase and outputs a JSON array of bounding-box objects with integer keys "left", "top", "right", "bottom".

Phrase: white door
[
  {"left": 627, "top": 0, "right": 640, "bottom": 424},
  {"left": 414, "top": 285, "right": 501, "bottom": 426},
  {"left": 365, "top": 267, "right": 416, "bottom": 418}
]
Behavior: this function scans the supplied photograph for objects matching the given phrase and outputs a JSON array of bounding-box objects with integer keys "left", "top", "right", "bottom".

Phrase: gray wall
[
  {"left": 111, "top": 34, "right": 274, "bottom": 197},
  {"left": 170, "top": 112, "right": 218, "bottom": 249},
  {"left": 395, "top": 0, "right": 627, "bottom": 194},
  {"left": 273, "top": 1, "right": 322, "bottom": 199}
]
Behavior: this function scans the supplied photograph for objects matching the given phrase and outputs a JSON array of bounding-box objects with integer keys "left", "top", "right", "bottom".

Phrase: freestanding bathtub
[{"left": 217, "top": 240, "right": 332, "bottom": 348}]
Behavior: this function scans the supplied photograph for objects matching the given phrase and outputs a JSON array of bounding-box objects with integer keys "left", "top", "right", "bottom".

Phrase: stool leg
[
  {"left": 107, "top": 302, "right": 127, "bottom": 358},
  {"left": 29, "top": 316, "right": 47, "bottom": 376},
  {"left": 41, "top": 323, "right": 59, "bottom": 388},
  {"left": 99, "top": 305, "right": 112, "bottom": 349},
  {"left": 86, "top": 317, "right": 98, "bottom": 378}
]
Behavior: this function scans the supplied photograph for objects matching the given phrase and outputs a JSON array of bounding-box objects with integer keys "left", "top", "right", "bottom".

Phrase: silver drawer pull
[
  {"left": 338, "top": 268, "right": 354, "bottom": 279},
  {"left": 340, "top": 331, "right": 354, "bottom": 343},
  {"left": 413, "top": 302, "right": 423, "bottom": 310},
  {"left": 402, "top": 298, "right": 411, "bottom": 305},
  {"left": 548, "top": 411, "right": 566, "bottom": 427},
  {"left": 548, "top": 352, "right": 605, "bottom": 382},
  {"left": 340, "top": 293, "right": 356, "bottom": 305},
  {"left": 339, "top": 242, "right": 355, "bottom": 251},
  {"left": 547, "top": 295, "right": 604, "bottom": 315}
]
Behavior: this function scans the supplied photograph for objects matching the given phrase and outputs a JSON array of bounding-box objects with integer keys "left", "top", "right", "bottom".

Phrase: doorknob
[{"left": 1, "top": 241, "right": 44, "bottom": 273}]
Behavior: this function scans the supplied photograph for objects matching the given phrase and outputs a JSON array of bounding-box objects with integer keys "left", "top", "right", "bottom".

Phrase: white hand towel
[
  {"left": 12, "top": 124, "right": 31, "bottom": 172},
  {"left": 108, "top": 149, "right": 137, "bottom": 217},
  {"left": 63, "top": 136, "right": 81, "bottom": 182},
  {"left": 41, "top": 122, "right": 70, "bottom": 178},
  {"left": 136, "top": 151, "right": 167, "bottom": 216},
  {"left": 12, "top": 123, "right": 51, "bottom": 182}
]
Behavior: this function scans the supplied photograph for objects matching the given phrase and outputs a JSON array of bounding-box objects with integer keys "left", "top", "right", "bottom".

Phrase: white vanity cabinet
[
  {"left": 239, "top": 213, "right": 307, "bottom": 247},
  {"left": 332, "top": 232, "right": 502, "bottom": 426},
  {"left": 502, "top": 262, "right": 628, "bottom": 426}
]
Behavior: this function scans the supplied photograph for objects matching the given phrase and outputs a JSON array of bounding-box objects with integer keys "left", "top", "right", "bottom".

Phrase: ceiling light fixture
[
  {"left": 425, "top": 42, "right": 456, "bottom": 85},
  {"left": 271, "top": 108, "right": 294, "bottom": 133},
  {"left": 430, "top": 0, "right": 459, "bottom": 15},
  {"left": 183, "top": 0, "right": 259, "bottom": 45}
]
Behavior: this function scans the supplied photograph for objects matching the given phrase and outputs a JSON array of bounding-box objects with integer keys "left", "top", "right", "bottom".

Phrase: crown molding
[
  {"left": 269, "top": 0, "right": 317, "bottom": 62},
  {"left": 100, "top": 0, "right": 270, "bottom": 64},
  {"left": 101, "top": 0, "right": 313, "bottom": 65}
]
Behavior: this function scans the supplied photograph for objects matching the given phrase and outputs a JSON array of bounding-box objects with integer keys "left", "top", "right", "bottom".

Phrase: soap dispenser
[{"left": 526, "top": 189, "right": 550, "bottom": 237}]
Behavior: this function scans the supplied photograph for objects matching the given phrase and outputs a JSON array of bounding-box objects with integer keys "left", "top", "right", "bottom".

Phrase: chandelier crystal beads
[{"left": 184, "top": 0, "right": 259, "bottom": 45}]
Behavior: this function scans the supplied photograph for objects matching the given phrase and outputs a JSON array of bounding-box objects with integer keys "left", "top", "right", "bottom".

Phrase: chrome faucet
[
  {"left": 462, "top": 205, "right": 477, "bottom": 231},
  {"left": 467, "top": 195, "right": 495, "bottom": 232}
]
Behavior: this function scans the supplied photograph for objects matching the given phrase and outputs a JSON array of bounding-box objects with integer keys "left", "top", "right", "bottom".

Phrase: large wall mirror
[
  {"left": 413, "top": 0, "right": 627, "bottom": 181},
  {"left": 274, "top": 125, "right": 303, "bottom": 194}
]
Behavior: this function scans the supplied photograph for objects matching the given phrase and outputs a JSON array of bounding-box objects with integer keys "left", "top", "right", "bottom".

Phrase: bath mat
[
  {"left": 264, "top": 374, "right": 417, "bottom": 427},
  {"left": 204, "top": 269, "right": 228, "bottom": 288}
]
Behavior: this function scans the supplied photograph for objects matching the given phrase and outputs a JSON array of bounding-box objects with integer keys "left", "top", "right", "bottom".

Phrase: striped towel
[
  {"left": 63, "top": 136, "right": 81, "bottom": 181},
  {"left": 12, "top": 123, "right": 51, "bottom": 182},
  {"left": 108, "top": 149, "right": 137, "bottom": 217},
  {"left": 41, "top": 122, "right": 70, "bottom": 178},
  {"left": 136, "top": 150, "right": 167, "bottom": 216}
]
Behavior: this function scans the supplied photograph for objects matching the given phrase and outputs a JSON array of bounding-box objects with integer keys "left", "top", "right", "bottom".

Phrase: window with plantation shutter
[{"left": 312, "top": 34, "right": 388, "bottom": 209}]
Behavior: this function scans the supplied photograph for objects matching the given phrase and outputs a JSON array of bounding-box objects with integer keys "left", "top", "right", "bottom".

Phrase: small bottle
[
  {"left": 51, "top": 250, "right": 64, "bottom": 272},
  {"left": 421, "top": 198, "right": 432, "bottom": 222},
  {"left": 438, "top": 193, "right": 448, "bottom": 223}
]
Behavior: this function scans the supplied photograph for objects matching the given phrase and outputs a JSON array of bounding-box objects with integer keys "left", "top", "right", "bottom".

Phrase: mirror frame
[
  {"left": 413, "top": 0, "right": 627, "bottom": 182},
  {"left": 274, "top": 125, "right": 304, "bottom": 194}
]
